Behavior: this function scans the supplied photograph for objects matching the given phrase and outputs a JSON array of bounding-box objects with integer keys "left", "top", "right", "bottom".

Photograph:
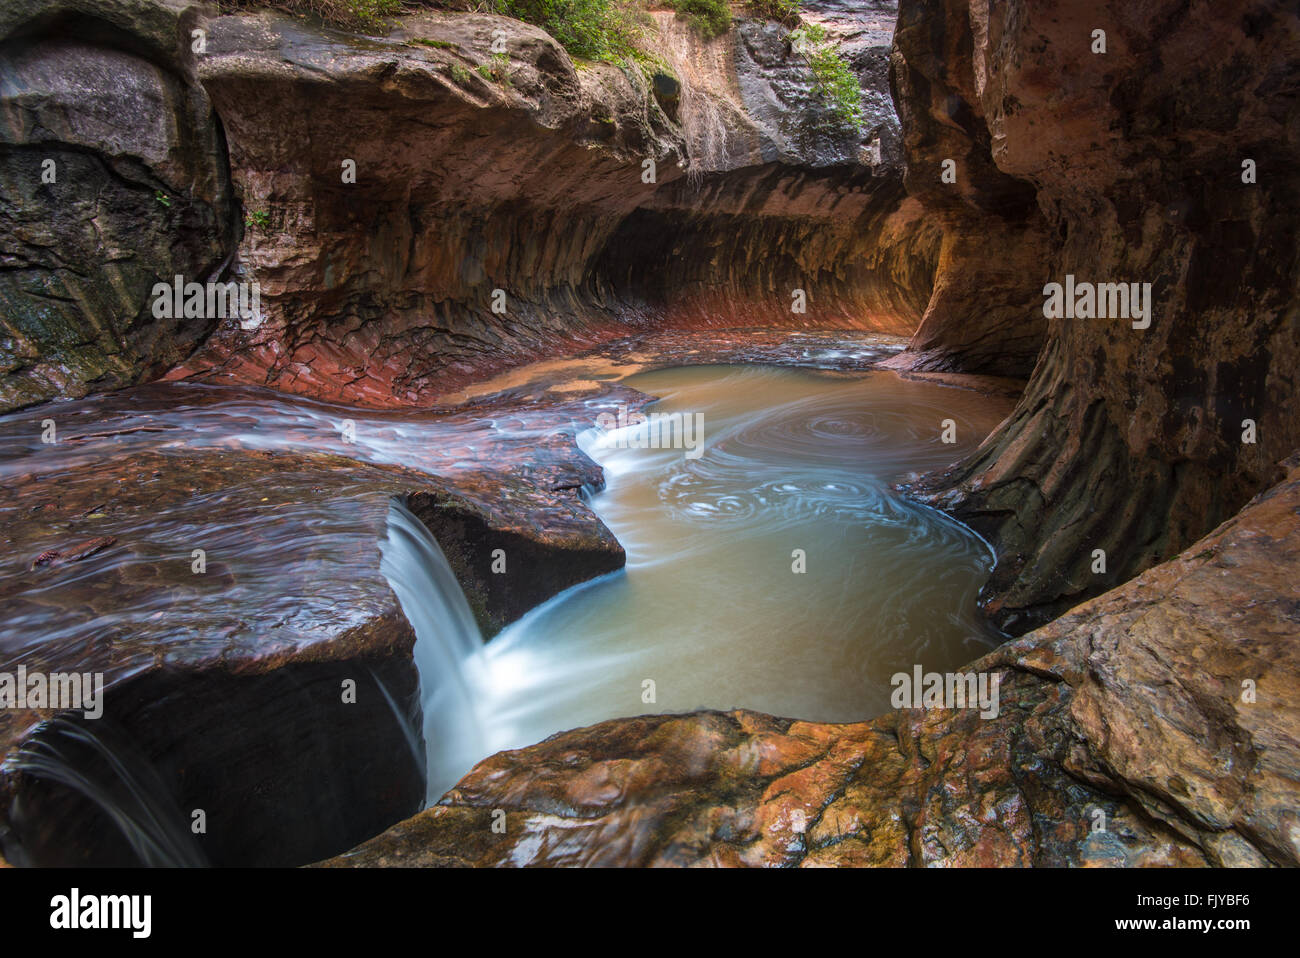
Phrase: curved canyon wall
[
  {"left": 0, "top": 0, "right": 941, "bottom": 412},
  {"left": 1, "top": 0, "right": 1297, "bottom": 870},
  {"left": 0, "top": 0, "right": 238, "bottom": 411},
  {"left": 892, "top": 0, "right": 1300, "bottom": 632},
  {"left": 314, "top": 0, "right": 1300, "bottom": 868}
]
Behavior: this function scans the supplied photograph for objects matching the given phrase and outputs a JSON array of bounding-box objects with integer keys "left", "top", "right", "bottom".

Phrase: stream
[{"left": 405, "top": 364, "right": 1010, "bottom": 796}]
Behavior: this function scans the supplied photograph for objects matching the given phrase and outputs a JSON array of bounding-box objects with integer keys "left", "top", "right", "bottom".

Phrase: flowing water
[
  {"left": 451, "top": 365, "right": 1010, "bottom": 790},
  {"left": 379, "top": 499, "right": 489, "bottom": 800},
  {"left": 1, "top": 357, "right": 1014, "bottom": 852}
]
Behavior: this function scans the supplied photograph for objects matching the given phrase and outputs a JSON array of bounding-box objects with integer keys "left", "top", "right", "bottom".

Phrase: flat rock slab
[
  {"left": 0, "top": 379, "right": 642, "bottom": 748},
  {"left": 1, "top": 329, "right": 902, "bottom": 852}
]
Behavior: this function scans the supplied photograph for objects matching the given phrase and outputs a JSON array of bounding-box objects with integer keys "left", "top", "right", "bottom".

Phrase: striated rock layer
[
  {"left": 163, "top": 5, "right": 939, "bottom": 408},
  {"left": 322, "top": 453, "right": 1300, "bottom": 868},
  {"left": 888, "top": 0, "right": 1300, "bottom": 631},
  {"left": 1, "top": 1, "right": 936, "bottom": 414},
  {"left": 2, "top": 0, "right": 1297, "bottom": 871}
]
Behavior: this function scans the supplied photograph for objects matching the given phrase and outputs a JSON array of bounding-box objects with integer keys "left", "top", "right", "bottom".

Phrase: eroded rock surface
[
  {"left": 323, "top": 453, "right": 1300, "bottom": 868},
  {"left": 0, "top": 372, "right": 644, "bottom": 864},
  {"left": 3, "top": 1, "right": 932, "bottom": 413},
  {"left": 3, "top": 0, "right": 1296, "bottom": 872},
  {"left": 890, "top": 0, "right": 1300, "bottom": 632},
  {"left": 160, "top": 5, "right": 938, "bottom": 405},
  {"left": 0, "top": 0, "right": 238, "bottom": 413}
]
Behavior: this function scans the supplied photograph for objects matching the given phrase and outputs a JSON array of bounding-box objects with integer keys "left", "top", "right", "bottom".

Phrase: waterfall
[
  {"left": 378, "top": 497, "right": 488, "bottom": 803},
  {"left": 3, "top": 716, "right": 207, "bottom": 868}
]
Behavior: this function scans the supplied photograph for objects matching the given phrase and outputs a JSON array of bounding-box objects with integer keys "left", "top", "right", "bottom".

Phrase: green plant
[
  {"left": 408, "top": 37, "right": 460, "bottom": 50},
  {"left": 793, "top": 20, "right": 826, "bottom": 45},
  {"left": 216, "top": 0, "right": 401, "bottom": 32},
  {"left": 667, "top": 0, "right": 731, "bottom": 38},
  {"left": 788, "top": 23, "right": 863, "bottom": 129},
  {"left": 490, "top": 0, "right": 651, "bottom": 64},
  {"left": 747, "top": 0, "right": 800, "bottom": 25},
  {"left": 154, "top": 190, "right": 171, "bottom": 208},
  {"left": 475, "top": 55, "right": 514, "bottom": 86},
  {"left": 245, "top": 207, "right": 271, "bottom": 230}
]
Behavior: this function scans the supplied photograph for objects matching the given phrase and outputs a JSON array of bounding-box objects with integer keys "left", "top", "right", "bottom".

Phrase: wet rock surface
[
  {"left": 889, "top": 0, "right": 1300, "bottom": 633},
  {"left": 0, "top": 371, "right": 645, "bottom": 863},
  {"left": 0, "top": 328, "right": 907, "bottom": 865},
  {"left": 323, "top": 453, "right": 1300, "bottom": 868},
  {"left": 2, "top": 0, "right": 1296, "bottom": 871},
  {"left": 0, "top": 0, "right": 238, "bottom": 414}
]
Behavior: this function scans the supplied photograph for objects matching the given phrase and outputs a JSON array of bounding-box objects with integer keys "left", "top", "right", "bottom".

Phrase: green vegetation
[
  {"left": 224, "top": 1, "right": 668, "bottom": 73},
  {"left": 490, "top": 1, "right": 651, "bottom": 63},
  {"left": 245, "top": 208, "right": 271, "bottom": 230},
  {"left": 667, "top": 0, "right": 731, "bottom": 38},
  {"left": 154, "top": 190, "right": 171, "bottom": 208},
  {"left": 450, "top": 63, "right": 473, "bottom": 83},
  {"left": 408, "top": 37, "right": 460, "bottom": 50},
  {"left": 217, "top": 0, "right": 400, "bottom": 31},
  {"left": 788, "top": 22, "right": 863, "bottom": 129},
  {"left": 747, "top": 0, "right": 800, "bottom": 26}
]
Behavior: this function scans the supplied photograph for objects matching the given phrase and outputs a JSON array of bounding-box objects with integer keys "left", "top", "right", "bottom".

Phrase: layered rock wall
[
  {"left": 0, "top": 0, "right": 238, "bottom": 411},
  {"left": 891, "top": 0, "right": 1300, "bottom": 631},
  {"left": 141, "top": 3, "right": 934, "bottom": 408}
]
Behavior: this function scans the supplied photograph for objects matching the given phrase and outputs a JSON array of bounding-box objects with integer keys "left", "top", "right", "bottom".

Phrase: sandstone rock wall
[
  {"left": 0, "top": 1, "right": 940, "bottom": 412},
  {"left": 892, "top": 0, "right": 1300, "bottom": 631},
  {"left": 170, "top": 5, "right": 938, "bottom": 406},
  {"left": 0, "top": 0, "right": 238, "bottom": 412}
]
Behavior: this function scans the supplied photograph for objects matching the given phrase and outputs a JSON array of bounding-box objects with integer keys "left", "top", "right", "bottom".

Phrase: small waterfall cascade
[
  {"left": 378, "top": 498, "right": 488, "bottom": 803},
  {"left": 2, "top": 717, "right": 207, "bottom": 868}
]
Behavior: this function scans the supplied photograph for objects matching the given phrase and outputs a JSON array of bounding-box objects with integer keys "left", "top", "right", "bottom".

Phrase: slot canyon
[{"left": 0, "top": 0, "right": 1297, "bottom": 873}]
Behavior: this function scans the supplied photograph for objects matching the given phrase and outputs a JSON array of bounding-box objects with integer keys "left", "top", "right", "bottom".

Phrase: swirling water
[
  {"left": 463, "top": 365, "right": 1010, "bottom": 772},
  {"left": 0, "top": 365, "right": 1013, "bottom": 825}
]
